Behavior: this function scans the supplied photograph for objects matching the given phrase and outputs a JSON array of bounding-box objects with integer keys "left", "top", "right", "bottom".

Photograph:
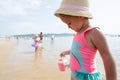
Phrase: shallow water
[{"left": 0, "top": 36, "right": 120, "bottom": 80}]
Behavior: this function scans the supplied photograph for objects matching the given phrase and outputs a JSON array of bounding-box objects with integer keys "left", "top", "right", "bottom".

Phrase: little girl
[
  {"left": 54, "top": 0, "right": 117, "bottom": 80},
  {"left": 32, "top": 34, "right": 40, "bottom": 53}
]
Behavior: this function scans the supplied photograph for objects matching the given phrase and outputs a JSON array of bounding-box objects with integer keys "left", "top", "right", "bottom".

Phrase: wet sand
[
  {"left": 0, "top": 40, "right": 16, "bottom": 72},
  {"left": 0, "top": 40, "right": 71, "bottom": 80},
  {"left": 0, "top": 37, "right": 107, "bottom": 80},
  {"left": 1, "top": 36, "right": 120, "bottom": 80}
]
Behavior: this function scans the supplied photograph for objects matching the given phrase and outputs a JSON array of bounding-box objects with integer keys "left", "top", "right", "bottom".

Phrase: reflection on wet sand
[
  {"left": 0, "top": 41, "right": 70, "bottom": 80},
  {"left": 33, "top": 48, "right": 43, "bottom": 66}
]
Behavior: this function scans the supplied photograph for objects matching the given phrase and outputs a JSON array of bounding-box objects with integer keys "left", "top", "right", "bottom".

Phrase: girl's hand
[
  {"left": 59, "top": 50, "right": 70, "bottom": 57},
  {"left": 60, "top": 52, "right": 65, "bottom": 57}
]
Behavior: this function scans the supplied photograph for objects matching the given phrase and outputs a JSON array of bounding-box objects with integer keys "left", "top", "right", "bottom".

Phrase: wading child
[
  {"left": 54, "top": 0, "right": 117, "bottom": 80},
  {"left": 32, "top": 34, "right": 40, "bottom": 53}
]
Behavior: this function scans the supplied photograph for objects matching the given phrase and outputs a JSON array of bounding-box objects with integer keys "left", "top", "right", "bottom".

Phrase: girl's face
[{"left": 59, "top": 15, "right": 84, "bottom": 32}]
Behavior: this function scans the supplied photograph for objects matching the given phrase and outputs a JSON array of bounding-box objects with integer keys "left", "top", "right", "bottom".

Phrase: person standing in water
[
  {"left": 38, "top": 32, "right": 44, "bottom": 49},
  {"left": 39, "top": 32, "right": 43, "bottom": 43},
  {"left": 32, "top": 34, "right": 39, "bottom": 53},
  {"left": 54, "top": 0, "right": 117, "bottom": 80}
]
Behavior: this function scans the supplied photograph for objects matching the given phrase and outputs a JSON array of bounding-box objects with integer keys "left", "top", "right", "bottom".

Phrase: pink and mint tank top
[{"left": 70, "top": 27, "right": 101, "bottom": 80}]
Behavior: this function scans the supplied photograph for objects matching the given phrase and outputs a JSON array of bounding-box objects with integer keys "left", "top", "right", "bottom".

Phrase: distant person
[
  {"left": 39, "top": 32, "right": 44, "bottom": 43},
  {"left": 50, "top": 35, "right": 54, "bottom": 46},
  {"left": 16, "top": 36, "right": 19, "bottom": 44},
  {"left": 54, "top": 0, "right": 117, "bottom": 80},
  {"left": 32, "top": 34, "right": 40, "bottom": 53},
  {"left": 37, "top": 32, "right": 44, "bottom": 49},
  {"left": 51, "top": 35, "right": 54, "bottom": 41}
]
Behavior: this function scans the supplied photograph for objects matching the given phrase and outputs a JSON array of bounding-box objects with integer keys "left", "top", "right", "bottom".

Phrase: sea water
[
  {"left": 11, "top": 35, "right": 120, "bottom": 79},
  {"left": 43, "top": 36, "right": 120, "bottom": 79}
]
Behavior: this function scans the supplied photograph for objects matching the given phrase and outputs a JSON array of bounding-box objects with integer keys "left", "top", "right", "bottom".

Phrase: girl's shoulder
[
  {"left": 88, "top": 27, "right": 107, "bottom": 47},
  {"left": 83, "top": 26, "right": 101, "bottom": 37},
  {"left": 85, "top": 27, "right": 105, "bottom": 41},
  {"left": 84, "top": 27, "right": 105, "bottom": 48},
  {"left": 85, "top": 26, "right": 100, "bottom": 33},
  {"left": 88, "top": 27, "right": 103, "bottom": 36}
]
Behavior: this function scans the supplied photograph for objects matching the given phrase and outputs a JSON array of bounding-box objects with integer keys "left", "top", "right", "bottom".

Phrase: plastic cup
[
  {"left": 58, "top": 63, "right": 66, "bottom": 71},
  {"left": 58, "top": 58, "right": 66, "bottom": 71}
]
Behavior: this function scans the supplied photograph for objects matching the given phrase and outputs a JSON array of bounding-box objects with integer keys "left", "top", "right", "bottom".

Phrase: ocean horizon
[{"left": 0, "top": 33, "right": 119, "bottom": 38}]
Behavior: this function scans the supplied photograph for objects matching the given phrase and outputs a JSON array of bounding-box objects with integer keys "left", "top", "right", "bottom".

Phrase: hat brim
[{"left": 55, "top": 8, "right": 93, "bottom": 19}]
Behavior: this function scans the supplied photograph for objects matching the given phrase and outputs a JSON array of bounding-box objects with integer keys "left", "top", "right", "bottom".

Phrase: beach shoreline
[
  {"left": 0, "top": 39, "right": 71, "bottom": 80},
  {"left": 0, "top": 39, "right": 16, "bottom": 62},
  {"left": 0, "top": 40, "right": 16, "bottom": 79},
  {"left": 0, "top": 38, "right": 107, "bottom": 80}
]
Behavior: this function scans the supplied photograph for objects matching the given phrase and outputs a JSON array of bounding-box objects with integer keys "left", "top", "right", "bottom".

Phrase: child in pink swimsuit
[
  {"left": 54, "top": 0, "right": 117, "bottom": 80},
  {"left": 70, "top": 27, "right": 100, "bottom": 79},
  {"left": 32, "top": 34, "right": 40, "bottom": 53}
]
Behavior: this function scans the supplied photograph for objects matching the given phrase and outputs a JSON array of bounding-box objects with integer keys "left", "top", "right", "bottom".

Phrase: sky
[{"left": 0, "top": 0, "right": 120, "bottom": 36}]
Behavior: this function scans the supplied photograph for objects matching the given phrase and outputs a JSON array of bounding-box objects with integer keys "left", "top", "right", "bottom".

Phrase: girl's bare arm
[
  {"left": 60, "top": 50, "right": 70, "bottom": 57},
  {"left": 91, "top": 29, "right": 117, "bottom": 80}
]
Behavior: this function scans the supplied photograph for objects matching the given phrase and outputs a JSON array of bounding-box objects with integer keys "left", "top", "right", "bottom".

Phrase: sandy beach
[
  {"left": 1, "top": 37, "right": 117, "bottom": 80},
  {"left": 0, "top": 40, "right": 15, "bottom": 72},
  {"left": 0, "top": 39, "right": 71, "bottom": 80}
]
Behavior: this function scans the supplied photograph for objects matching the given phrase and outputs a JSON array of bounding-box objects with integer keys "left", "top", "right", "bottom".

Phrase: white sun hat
[{"left": 55, "top": 0, "right": 93, "bottom": 19}]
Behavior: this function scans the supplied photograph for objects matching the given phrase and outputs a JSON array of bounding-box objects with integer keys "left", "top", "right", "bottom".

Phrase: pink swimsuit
[{"left": 70, "top": 27, "right": 101, "bottom": 80}]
